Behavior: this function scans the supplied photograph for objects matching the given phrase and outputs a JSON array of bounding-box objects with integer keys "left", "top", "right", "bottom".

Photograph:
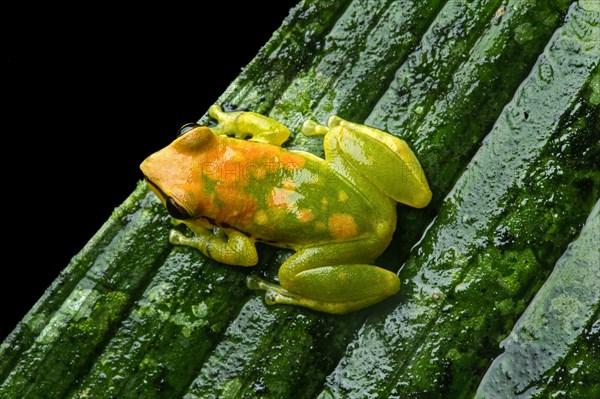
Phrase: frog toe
[
  {"left": 264, "top": 290, "right": 280, "bottom": 305},
  {"left": 169, "top": 229, "right": 189, "bottom": 245},
  {"left": 246, "top": 274, "right": 263, "bottom": 290},
  {"left": 302, "top": 120, "right": 328, "bottom": 136},
  {"left": 327, "top": 115, "right": 343, "bottom": 128},
  {"left": 247, "top": 275, "right": 288, "bottom": 295}
]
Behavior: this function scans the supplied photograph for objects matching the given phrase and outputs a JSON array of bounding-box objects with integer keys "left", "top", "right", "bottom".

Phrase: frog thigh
[
  {"left": 208, "top": 104, "right": 290, "bottom": 146},
  {"left": 326, "top": 117, "right": 432, "bottom": 209}
]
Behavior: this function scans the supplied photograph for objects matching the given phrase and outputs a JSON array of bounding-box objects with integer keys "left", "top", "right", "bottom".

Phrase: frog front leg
[
  {"left": 208, "top": 104, "right": 290, "bottom": 146},
  {"left": 247, "top": 241, "right": 400, "bottom": 314},
  {"left": 303, "top": 116, "right": 432, "bottom": 209},
  {"left": 170, "top": 225, "right": 258, "bottom": 267}
]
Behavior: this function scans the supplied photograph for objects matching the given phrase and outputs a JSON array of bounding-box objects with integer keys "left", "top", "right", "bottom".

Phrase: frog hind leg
[
  {"left": 247, "top": 244, "right": 400, "bottom": 314},
  {"left": 208, "top": 104, "right": 290, "bottom": 146},
  {"left": 170, "top": 226, "right": 258, "bottom": 266},
  {"left": 247, "top": 265, "right": 399, "bottom": 314},
  {"left": 302, "top": 116, "right": 432, "bottom": 209}
]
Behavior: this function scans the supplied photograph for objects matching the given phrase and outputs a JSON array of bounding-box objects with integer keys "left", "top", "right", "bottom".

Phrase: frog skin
[{"left": 140, "top": 105, "right": 432, "bottom": 314}]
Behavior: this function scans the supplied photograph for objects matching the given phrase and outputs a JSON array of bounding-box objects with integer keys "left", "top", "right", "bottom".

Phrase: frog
[{"left": 140, "top": 105, "right": 432, "bottom": 314}]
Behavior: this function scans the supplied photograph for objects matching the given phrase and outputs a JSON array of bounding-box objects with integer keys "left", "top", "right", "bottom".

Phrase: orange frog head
[{"left": 140, "top": 124, "right": 220, "bottom": 221}]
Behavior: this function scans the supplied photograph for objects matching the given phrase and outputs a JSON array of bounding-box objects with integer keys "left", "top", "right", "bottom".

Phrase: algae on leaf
[{"left": 475, "top": 200, "right": 599, "bottom": 398}]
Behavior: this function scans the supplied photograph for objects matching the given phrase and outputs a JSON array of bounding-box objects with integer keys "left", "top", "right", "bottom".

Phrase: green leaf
[{"left": 2, "top": 1, "right": 599, "bottom": 398}]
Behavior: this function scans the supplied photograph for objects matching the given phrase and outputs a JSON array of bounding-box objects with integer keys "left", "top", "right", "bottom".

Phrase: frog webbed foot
[
  {"left": 170, "top": 227, "right": 258, "bottom": 267},
  {"left": 208, "top": 104, "right": 290, "bottom": 146}
]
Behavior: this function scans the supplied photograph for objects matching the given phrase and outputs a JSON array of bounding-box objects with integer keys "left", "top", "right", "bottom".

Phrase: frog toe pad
[
  {"left": 246, "top": 274, "right": 263, "bottom": 291},
  {"left": 247, "top": 275, "right": 298, "bottom": 304},
  {"left": 264, "top": 291, "right": 280, "bottom": 305}
]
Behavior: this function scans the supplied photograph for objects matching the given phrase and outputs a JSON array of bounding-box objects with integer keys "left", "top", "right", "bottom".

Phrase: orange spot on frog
[
  {"left": 297, "top": 208, "right": 315, "bottom": 223},
  {"left": 269, "top": 187, "right": 302, "bottom": 209},
  {"left": 328, "top": 213, "right": 358, "bottom": 240}
]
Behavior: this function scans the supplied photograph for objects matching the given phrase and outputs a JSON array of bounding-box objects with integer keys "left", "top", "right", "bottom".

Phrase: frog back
[{"left": 196, "top": 138, "right": 382, "bottom": 246}]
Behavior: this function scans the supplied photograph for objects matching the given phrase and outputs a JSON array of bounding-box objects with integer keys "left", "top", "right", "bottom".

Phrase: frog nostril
[{"left": 177, "top": 122, "right": 201, "bottom": 136}]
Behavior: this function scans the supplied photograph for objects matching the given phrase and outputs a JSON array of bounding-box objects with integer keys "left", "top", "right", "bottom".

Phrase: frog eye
[
  {"left": 166, "top": 197, "right": 193, "bottom": 220},
  {"left": 178, "top": 123, "right": 201, "bottom": 136}
]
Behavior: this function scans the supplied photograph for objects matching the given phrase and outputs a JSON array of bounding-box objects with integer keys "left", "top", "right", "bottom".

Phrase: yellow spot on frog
[
  {"left": 254, "top": 209, "right": 268, "bottom": 225},
  {"left": 282, "top": 179, "right": 296, "bottom": 190},
  {"left": 328, "top": 213, "right": 358, "bottom": 239},
  {"left": 298, "top": 208, "right": 315, "bottom": 223},
  {"left": 315, "top": 221, "right": 326, "bottom": 231},
  {"left": 338, "top": 190, "right": 348, "bottom": 202},
  {"left": 321, "top": 197, "right": 329, "bottom": 211}
]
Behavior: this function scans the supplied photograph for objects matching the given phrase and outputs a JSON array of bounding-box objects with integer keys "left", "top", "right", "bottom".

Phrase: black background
[{"left": 3, "top": 2, "right": 299, "bottom": 341}]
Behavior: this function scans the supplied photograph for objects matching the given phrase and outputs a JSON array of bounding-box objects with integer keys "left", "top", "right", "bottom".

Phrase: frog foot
[
  {"left": 246, "top": 275, "right": 385, "bottom": 314},
  {"left": 247, "top": 275, "right": 305, "bottom": 303},
  {"left": 170, "top": 228, "right": 258, "bottom": 266},
  {"left": 208, "top": 104, "right": 290, "bottom": 145}
]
